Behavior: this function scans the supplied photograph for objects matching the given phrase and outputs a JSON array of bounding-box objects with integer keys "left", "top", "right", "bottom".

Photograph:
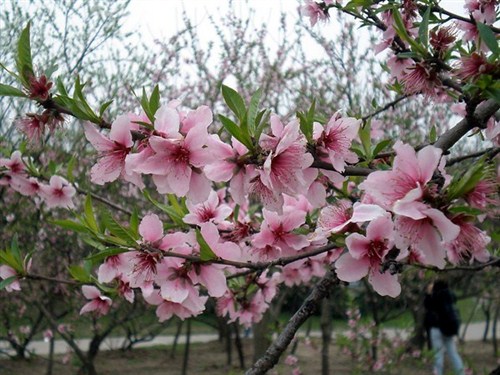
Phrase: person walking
[{"left": 424, "top": 280, "right": 465, "bottom": 375}]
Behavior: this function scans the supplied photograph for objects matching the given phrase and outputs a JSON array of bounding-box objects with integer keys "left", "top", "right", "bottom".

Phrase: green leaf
[
  {"left": 10, "top": 235, "right": 23, "bottom": 269},
  {"left": 51, "top": 219, "right": 90, "bottom": 233},
  {"left": 0, "top": 276, "right": 17, "bottom": 291},
  {"left": 476, "top": 22, "right": 499, "bottom": 56},
  {"left": 254, "top": 109, "right": 270, "bottom": 141},
  {"left": 68, "top": 265, "right": 91, "bottom": 282},
  {"left": 446, "top": 159, "right": 487, "bottom": 200},
  {"left": 149, "top": 84, "right": 161, "bottom": 116},
  {"left": 85, "top": 247, "right": 129, "bottom": 263},
  {"left": 84, "top": 195, "right": 99, "bottom": 233},
  {"left": 196, "top": 229, "right": 217, "bottom": 261},
  {"left": 129, "top": 209, "right": 139, "bottom": 238},
  {"left": 100, "top": 209, "right": 138, "bottom": 245},
  {"left": 418, "top": 7, "right": 431, "bottom": 50},
  {"left": 140, "top": 88, "right": 154, "bottom": 123},
  {"left": 392, "top": 10, "right": 426, "bottom": 55},
  {"left": 143, "top": 190, "right": 186, "bottom": 227},
  {"left": 221, "top": 85, "right": 246, "bottom": 121},
  {"left": 448, "top": 206, "right": 484, "bottom": 216},
  {"left": 218, "top": 114, "right": 253, "bottom": 150},
  {"left": 0, "top": 83, "right": 26, "bottom": 97},
  {"left": 99, "top": 100, "right": 113, "bottom": 117},
  {"left": 56, "top": 77, "right": 68, "bottom": 96},
  {"left": 372, "top": 139, "right": 392, "bottom": 156},
  {"left": 247, "top": 87, "right": 263, "bottom": 137},
  {"left": 16, "top": 22, "right": 34, "bottom": 87},
  {"left": 358, "top": 122, "right": 372, "bottom": 159},
  {"left": 66, "top": 155, "right": 77, "bottom": 183},
  {"left": 429, "top": 125, "right": 437, "bottom": 143}
]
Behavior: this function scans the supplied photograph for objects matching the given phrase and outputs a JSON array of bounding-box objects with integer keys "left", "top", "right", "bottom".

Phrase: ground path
[{"left": 1, "top": 322, "right": 496, "bottom": 357}]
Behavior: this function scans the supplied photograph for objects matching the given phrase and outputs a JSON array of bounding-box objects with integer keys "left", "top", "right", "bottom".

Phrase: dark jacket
[{"left": 424, "top": 288, "right": 457, "bottom": 330}]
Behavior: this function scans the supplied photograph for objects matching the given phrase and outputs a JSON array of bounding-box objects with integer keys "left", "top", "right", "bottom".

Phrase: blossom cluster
[{"left": 0, "top": 151, "right": 75, "bottom": 209}]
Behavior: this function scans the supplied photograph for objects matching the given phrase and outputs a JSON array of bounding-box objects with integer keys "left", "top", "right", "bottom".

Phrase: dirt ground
[{"left": 1, "top": 339, "right": 498, "bottom": 375}]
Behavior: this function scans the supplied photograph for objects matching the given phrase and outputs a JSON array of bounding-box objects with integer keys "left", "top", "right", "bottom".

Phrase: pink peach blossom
[{"left": 79, "top": 285, "right": 112, "bottom": 316}]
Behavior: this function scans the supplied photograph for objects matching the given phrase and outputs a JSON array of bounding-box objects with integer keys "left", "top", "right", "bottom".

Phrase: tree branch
[
  {"left": 434, "top": 99, "right": 499, "bottom": 152},
  {"left": 246, "top": 267, "right": 340, "bottom": 375}
]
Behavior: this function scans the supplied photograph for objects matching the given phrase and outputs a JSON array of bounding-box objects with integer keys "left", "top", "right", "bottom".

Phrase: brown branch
[
  {"left": 446, "top": 147, "right": 500, "bottom": 166},
  {"left": 361, "top": 95, "right": 410, "bottom": 122},
  {"left": 434, "top": 99, "right": 500, "bottom": 152},
  {"left": 311, "top": 160, "right": 375, "bottom": 176},
  {"left": 409, "top": 257, "right": 500, "bottom": 272},
  {"left": 246, "top": 267, "right": 340, "bottom": 374},
  {"left": 158, "top": 242, "right": 339, "bottom": 271},
  {"left": 26, "top": 273, "right": 79, "bottom": 285},
  {"left": 430, "top": 5, "right": 500, "bottom": 34}
]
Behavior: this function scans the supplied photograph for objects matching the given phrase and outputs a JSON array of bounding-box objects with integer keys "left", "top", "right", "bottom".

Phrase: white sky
[{"left": 125, "top": 0, "right": 467, "bottom": 46}]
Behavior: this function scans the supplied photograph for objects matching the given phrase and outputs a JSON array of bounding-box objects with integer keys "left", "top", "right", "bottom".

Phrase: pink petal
[
  {"left": 350, "top": 203, "right": 387, "bottom": 223},
  {"left": 182, "top": 106, "right": 213, "bottom": 133},
  {"left": 335, "top": 253, "right": 370, "bottom": 282},
  {"left": 366, "top": 216, "right": 393, "bottom": 241},
  {"left": 197, "top": 266, "right": 227, "bottom": 298},
  {"left": 82, "top": 285, "right": 101, "bottom": 300},
  {"left": 83, "top": 123, "right": 114, "bottom": 152},
  {"left": 154, "top": 105, "right": 180, "bottom": 137},
  {"left": 369, "top": 270, "right": 401, "bottom": 297},
  {"left": 345, "top": 233, "right": 370, "bottom": 259},
  {"left": 417, "top": 145, "right": 442, "bottom": 184},
  {"left": 80, "top": 300, "right": 99, "bottom": 315},
  {"left": 187, "top": 172, "right": 211, "bottom": 203},
  {"left": 109, "top": 115, "right": 133, "bottom": 147},
  {"left": 139, "top": 214, "right": 163, "bottom": 242},
  {"left": 424, "top": 208, "right": 460, "bottom": 243}
]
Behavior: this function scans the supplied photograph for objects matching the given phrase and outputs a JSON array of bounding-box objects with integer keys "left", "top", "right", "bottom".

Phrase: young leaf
[
  {"left": 51, "top": 219, "right": 90, "bottom": 233},
  {"left": 0, "top": 84, "right": 26, "bottom": 97},
  {"left": 101, "top": 209, "right": 138, "bottom": 245},
  {"left": 476, "top": 22, "right": 499, "bottom": 56},
  {"left": 372, "top": 139, "right": 392, "bottom": 157},
  {"left": 418, "top": 7, "right": 431, "bottom": 50},
  {"left": 429, "top": 125, "right": 437, "bottom": 143},
  {"left": 218, "top": 114, "right": 253, "bottom": 150},
  {"left": 84, "top": 195, "right": 99, "bottom": 233},
  {"left": 247, "top": 87, "right": 263, "bottom": 137},
  {"left": 221, "top": 85, "right": 246, "bottom": 121},
  {"left": 16, "top": 22, "right": 34, "bottom": 87},
  {"left": 99, "top": 100, "right": 113, "bottom": 117},
  {"left": 85, "top": 247, "right": 128, "bottom": 263},
  {"left": 196, "top": 229, "right": 217, "bottom": 261},
  {"left": 68, "top": 265, "right": 91, "bottom": 282},
  {"left": 149, "top": 84, "right": 161, "bottom": 116}
]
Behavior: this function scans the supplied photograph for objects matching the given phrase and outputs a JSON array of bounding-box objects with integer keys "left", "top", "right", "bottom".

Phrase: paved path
[{"left": 0, "top": 322, "right": 496, "bottom": 357}]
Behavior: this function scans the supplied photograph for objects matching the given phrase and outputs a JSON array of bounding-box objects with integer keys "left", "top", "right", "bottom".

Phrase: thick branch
[
  {"left": 246, "top": 268, "right": 340, "bottom": 375},
  {"left": 434, "top": 99, "right": 499, "bottom": 152}
]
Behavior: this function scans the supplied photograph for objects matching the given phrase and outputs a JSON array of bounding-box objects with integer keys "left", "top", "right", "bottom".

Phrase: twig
[
  {"left": 361, "top": 95, "right": 409, "bottom": 122},
  {"left": 446, "top": 147, "right": 500, "bottom": 166}
]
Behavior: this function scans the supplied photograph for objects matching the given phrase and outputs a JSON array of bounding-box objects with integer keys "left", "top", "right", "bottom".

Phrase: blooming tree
[{"left": 0, "top": 0, "right": 499, "bottom": 374}]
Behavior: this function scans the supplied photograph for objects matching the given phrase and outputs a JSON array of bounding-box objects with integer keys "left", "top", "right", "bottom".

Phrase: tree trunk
[
  {"left": 226, "top": 323, "right": 232, "bottom": 366},
  {"left": 461, "top": 296, "right": 480, "bottom": 342},
  {"left": 483, "top": 300, "right": 492, "bottom": 342},
  {"left": 492, "top": 302, "right": 499, "bottom": 357},
  {"left": 234, "top": 323, "right": 245, "bottom": 369},
  {"left": 46, "top": 336, "right": 54, "bottom": 375},
  {"left": 320, "top": 297, "right": 332, "bottom": 375},
  {"left": 181, "top": 319, "right": 191, "bottom": 375},
  {"left": 252, "top": 310, "right": 271, "bottom": 362},
  {"left": 171, "top": 320, "right": 183, "bottom": 359}
]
